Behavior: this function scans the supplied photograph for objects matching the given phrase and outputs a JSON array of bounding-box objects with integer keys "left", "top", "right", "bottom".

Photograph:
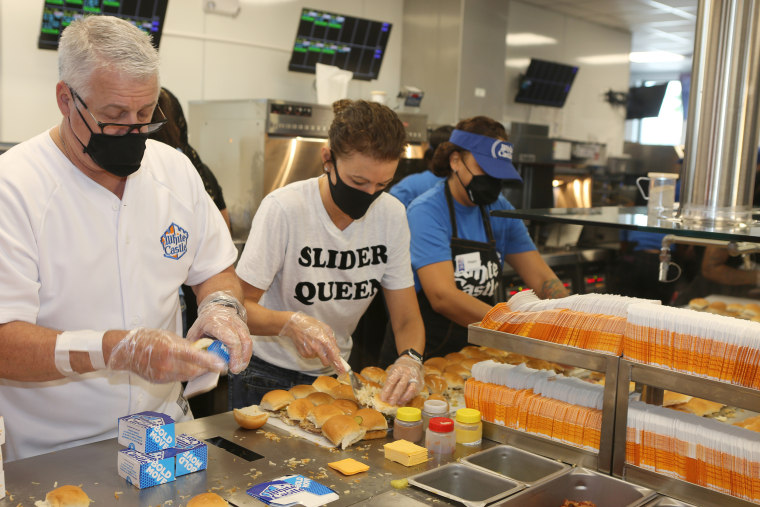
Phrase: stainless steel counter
[{"left": 0, "top": 413, "right": 496, "bottom": 506}]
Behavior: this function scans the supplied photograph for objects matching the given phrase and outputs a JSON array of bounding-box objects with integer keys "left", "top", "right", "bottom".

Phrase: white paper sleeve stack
[
  {"left": 627, "top": 400, "right": 760, "bottom": 502},
  {"left": 466, "top": 360, "right": 604, "bottom": 451},
  {"left": 507, "top": 290, "right": 660, "bottom": 317},
  {"left": 624, "top": 303, "right": 760, "bottom": 388}
]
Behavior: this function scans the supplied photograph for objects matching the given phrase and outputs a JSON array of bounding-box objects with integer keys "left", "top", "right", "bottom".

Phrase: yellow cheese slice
[{"left": 328, "top": 458, "right": 370, "bottom": 475}]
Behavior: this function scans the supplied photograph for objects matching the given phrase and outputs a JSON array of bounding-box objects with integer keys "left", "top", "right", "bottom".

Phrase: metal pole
[{"left": 680, "top": 0, "right": 760, "bottom": 227}]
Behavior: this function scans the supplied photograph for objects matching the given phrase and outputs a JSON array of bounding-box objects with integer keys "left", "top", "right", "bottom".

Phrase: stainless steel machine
[{"left": 188, "top": 99, "right": 427, "bottom": 243}]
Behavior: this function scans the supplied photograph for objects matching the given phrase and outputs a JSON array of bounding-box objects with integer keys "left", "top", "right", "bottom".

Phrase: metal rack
[
  {"left": 467, "top": 325, "right": 620, "bottom": 474},
  {"left": 613, "top": 359, "right": 760, "bottom": 507}
]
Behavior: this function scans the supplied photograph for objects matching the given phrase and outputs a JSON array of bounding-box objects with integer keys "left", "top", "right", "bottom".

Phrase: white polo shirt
[
  {"left": 0, "top": 132, "right": 238, "bottom": 462},
  {"left": 236, "top": 177, "right": 414, "bottom": 375}
]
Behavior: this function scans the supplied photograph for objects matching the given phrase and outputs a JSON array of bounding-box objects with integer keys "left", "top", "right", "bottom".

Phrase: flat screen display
[
  {"left": 514, "top": 58, "right": 579, "bottom": 108},
  {"left": 288, "top": 8, "right": 392, "bottom": 81},
  {"left": 38, "top": 0, "right": 169, "bottom": 51},
  {"left": 626, "top": 83, "right": 668, "bottom": 120}
]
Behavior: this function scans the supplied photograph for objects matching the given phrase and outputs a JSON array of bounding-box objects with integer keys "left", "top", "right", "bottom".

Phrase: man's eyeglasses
[{"left": 68, "top": 85, "right": 167, "bottom": 136}]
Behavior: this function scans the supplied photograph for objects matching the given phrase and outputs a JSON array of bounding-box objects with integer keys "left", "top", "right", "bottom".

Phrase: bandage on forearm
[{"left": 54, "top": 330, "right": 106, "bottom": 376}]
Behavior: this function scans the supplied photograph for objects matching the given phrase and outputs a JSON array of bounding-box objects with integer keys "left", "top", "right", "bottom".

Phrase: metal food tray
[
  {"left": 644, "top": 496, "right": 697, "bottom": 506},
  {"left": 407, "top": 462, "right": 524, "bottom": 507},
  {"left": 461, "top": 444, "right": 569, "bottom": 486},
  {"left": 494, "top": 467, "right": 656, "bottom": 506}
]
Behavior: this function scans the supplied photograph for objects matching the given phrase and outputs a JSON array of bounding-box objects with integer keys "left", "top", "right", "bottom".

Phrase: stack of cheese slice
[{"left": 383, "top": 439, "right": 428, "bottom": 466}]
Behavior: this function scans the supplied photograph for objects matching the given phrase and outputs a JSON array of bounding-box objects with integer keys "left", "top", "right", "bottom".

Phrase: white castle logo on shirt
[{"left": 160, "top": 222, "right": 189, "bottom": 260}]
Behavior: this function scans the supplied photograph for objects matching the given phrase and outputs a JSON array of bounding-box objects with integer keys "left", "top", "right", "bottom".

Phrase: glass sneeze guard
[{"left": 492, "top": 206, "right": 760, "bottom": 242}]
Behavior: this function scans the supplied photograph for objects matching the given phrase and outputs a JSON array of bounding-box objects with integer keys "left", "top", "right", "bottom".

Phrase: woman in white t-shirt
[{"left": 230, "top": 100, "right": 425, "bottom": 408}]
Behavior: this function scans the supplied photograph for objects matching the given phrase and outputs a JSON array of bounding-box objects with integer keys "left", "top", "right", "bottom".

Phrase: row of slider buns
[{"left": 688, "top": 298, "right": 760, "bottom": 321}]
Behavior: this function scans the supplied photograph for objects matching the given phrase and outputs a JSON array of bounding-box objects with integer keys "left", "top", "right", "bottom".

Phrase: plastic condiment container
[
  {"left": 425, "top": 417, "right": 456, "bottom": 454},
  {"left": 455, "top": 408, "right": 483, "bottom": 446},
  {"left": 421, "top": 399, "right": 449, "bottom": 431},
  {"left": 393, "top": 407, "right": 424, "bottom": 443}
]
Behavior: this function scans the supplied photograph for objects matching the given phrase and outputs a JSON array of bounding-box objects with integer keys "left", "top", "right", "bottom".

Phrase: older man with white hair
[{"left": 0, "top": 16, "right": 252, "bottom": 461}]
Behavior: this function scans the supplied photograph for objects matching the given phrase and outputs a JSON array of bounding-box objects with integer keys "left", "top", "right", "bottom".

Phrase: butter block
[
  {"left": 383, "top": 439, "right": 428, "bottom": 466},
  {"left": 118, "top": 411, "right": 175, "bottom": 453},
  {"left": 118, "top": 448, "right": 175, "bottom": 489}
]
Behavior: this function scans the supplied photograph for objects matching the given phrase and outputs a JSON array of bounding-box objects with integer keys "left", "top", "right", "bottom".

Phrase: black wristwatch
[{"left": 399, "top": 348, "right": 423, "bottom": 365}]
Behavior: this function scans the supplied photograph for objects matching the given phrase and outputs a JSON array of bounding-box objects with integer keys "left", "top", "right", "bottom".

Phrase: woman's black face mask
[
  {"left": 327, "top": 153, "right": 384, "bottom": 220},
  {"left": 455, "top": 157, "right": 502, "bottom": 205}
]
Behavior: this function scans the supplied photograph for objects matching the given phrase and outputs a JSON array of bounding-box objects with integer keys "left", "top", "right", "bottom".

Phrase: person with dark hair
[
  {"left": 150, "top": 87, "right": 231, "bottom": 231},
  {"left": 390, "top": 125, "right": 453, "bottom": 207},
  {"left": 394, "top": 116, "right": 568, "bottom": 358},
  {"left": 229, "top": 99, "right": 425, "bottom": 407}
]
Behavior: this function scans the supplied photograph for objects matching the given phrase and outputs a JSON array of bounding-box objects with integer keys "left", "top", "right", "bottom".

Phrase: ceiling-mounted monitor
[
  {"left": 626, "top": 83, "right": 668, "bottom": 120},
  {"left": 515, "top": 58, "right": 579, "bottom": 108},
  {"left": 38, "top": 0, "right": 169, "bottom": 51},
  {"left": 288, "top": 8, "right": 392, "bottom": 81}
]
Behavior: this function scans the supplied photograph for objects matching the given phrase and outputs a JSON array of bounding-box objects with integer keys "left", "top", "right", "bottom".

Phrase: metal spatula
[{"left": 339, "top": 357, "right": 362, "bottom": 397}]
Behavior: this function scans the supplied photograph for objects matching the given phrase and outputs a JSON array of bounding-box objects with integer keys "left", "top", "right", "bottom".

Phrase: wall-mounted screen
[
  {"left": 288, "top": 8, "right": 392, "bottom": 81},
  {"left": 626, "top": 83, "right": 668, "bottom": 120},
  {"left": 38, "top": 0, "right": 169, "bottom": 51},
  {"left": 515, "top": 58, "right": 579, "bottom": 108}
]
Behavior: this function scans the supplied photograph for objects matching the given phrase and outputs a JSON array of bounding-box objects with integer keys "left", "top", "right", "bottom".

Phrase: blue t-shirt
[
  {"left": 390, "top": 170, "right": 445, "bottom": 208},
  {"left": 407, "top": 180, "right": 536, "bottom": 291}
]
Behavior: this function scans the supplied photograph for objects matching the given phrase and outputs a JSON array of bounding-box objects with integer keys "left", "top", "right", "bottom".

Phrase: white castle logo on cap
[{"left": 491, "top": 140, "right": 513, "bottom": 160}]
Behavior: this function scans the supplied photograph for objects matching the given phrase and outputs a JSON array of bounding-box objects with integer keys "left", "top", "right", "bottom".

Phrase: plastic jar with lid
[
  {"left": 425, "top": 417, "right": 456, "bottom": 454},
  {"left": 454, "top": 408, "right": 482, "bottom": 446},
  {"left": 393, "top": 407, "right": 423, "bottom": 443},
  {"left": 421, "top": 399, "right": 449, "bottom": 431}
]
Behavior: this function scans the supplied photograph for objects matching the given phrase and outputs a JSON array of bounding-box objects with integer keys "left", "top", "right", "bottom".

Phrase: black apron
[{"left": 417, "top": 183, "right": 503, "bottom": 358}]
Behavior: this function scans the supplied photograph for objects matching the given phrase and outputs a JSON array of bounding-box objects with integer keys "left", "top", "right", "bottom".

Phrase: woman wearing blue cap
[{"left": 393, "top": 116, "right": 568, "bottom": 358}]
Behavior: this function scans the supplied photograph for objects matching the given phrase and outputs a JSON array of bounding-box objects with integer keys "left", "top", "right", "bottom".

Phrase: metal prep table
[{"left": 0, "top": 412, "right": 498, "bottom": 506}]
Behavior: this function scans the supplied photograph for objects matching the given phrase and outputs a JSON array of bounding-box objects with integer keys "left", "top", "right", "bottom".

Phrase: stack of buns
[
  {"left": 35, "top": 485, "right": 91, "bottom": 507},
  {"left": 688, "top": 298, "right": 760, "bottom": 321}
]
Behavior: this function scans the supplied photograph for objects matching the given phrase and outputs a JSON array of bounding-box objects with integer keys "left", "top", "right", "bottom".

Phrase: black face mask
[
  {"left": 328, "top": 153, "right": 384, "bottom": 220},
  {"left": 456, "top": 159, "right": 502, "bottom": 205},
  {"left": 70, "top": 102, "right": 148, "bottom": 178}
]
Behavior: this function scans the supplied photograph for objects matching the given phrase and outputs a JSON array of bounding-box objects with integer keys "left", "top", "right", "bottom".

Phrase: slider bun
[
  {"left": 260, "top": 389, "right": 295, "bottom": 411},
  {"left": 233, "top": 405, "right": 269, "bottom": 429},
  {"left": 424, "top": 374, "right": 448, "bottom": 395},
  {"left": 479, "top": 346, "right": 510, "bottom": 358},
  {"left": 286, "top": 398, "right": 315, "bottom": 422},
  {"left": 726, "top": 303, "right": 744, "bottom": 314},
  {"left": 671, "top": 397, "right": 724, "bottom": 416},
  {"left": 427, "top": 393, "right": 447, "bottom": 403},
  {"left": 288, "top": 384, "right": 317, "bottom": 399},
  {"left": 44, "top": 485, "right": 91, "bottom": 507},
  {"left": 308, "top": 403, "right": 345, "bottom": 428},
  {"left": 459, "top": 346, "right": 491, "bottom": 360},
  {"left": 403, "top": 395, "right": 425, "bottom": 410},
  {"left": 330, "top": 383, "right": 357, "bottom": 401},
  {"left": 321, "top": 414, "right": 366, "bottom": 449},
  {"left": 338, "top": 371, "right": 367, "bottom": 386},
  {"left": 460, "top": 358, "right": 482, "bottom": 371},
  {"left": 312, "top": 375, "right": 341, "bottom": 393},
  {"left": 742, "top": 303, "right": 760, "bottom": 318},
  {"left": 443, "top": 371, "right": 465, "bottom": 389},
  {"left": 424, "top": 357, "right": 451, "bottom": 371},
  {"left": 360, "top": 366, "right": 387, "bottom": 385},
  {"left": 662, "top": 391, "right": 692, "bottom": 407},
  {"left": 331, "top": 399, "right": 359, "bottom": 415},
  {"left": 423, "top": 365, "right": 443, "bottom": 376},
  {"left": 444, "top": 364, "right": 471, "bottom": 379},
  {"left": 187, "top": 492, "right": 230, "bottom": 506},
  {"left": 370, "top": 393, "right": 398, "bottom": 416},
  {"left": 444, "top": 352, "right": 466, "bottom": 362},
  {"left": 354, "top": 407, "right": 388, "bottom": 431},
  {"left": 706, "top": 301, "right": 727, "bottom": 313},
  {"left": 688, "top": 298, "right": 709, "bottom": 310},
  {"left": 306, "top": 391, "right": 334, "bottom": 406}
]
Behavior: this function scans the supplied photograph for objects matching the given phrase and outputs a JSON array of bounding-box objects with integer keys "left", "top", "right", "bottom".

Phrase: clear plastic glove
[
  {"left": 186, "top": 291, "right": 252, "bottom": 374},
  {"left": 107, "top": 328, "right": 226, "bottom": 383},
  {"left": 280, "top": 312, "right": 344, "bottom": 373},
  {"left": 380, "top": 355, "right": 424, "bottom": 406}
]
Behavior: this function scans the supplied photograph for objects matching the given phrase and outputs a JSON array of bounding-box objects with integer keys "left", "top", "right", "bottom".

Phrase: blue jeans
[{"left": 228, "top": 355, "right": 320, "bottom": 409}]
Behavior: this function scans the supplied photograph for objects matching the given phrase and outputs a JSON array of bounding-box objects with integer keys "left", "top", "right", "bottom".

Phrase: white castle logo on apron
[{"left": 160, "top": 222, "right": 189, "bottom": 260}]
